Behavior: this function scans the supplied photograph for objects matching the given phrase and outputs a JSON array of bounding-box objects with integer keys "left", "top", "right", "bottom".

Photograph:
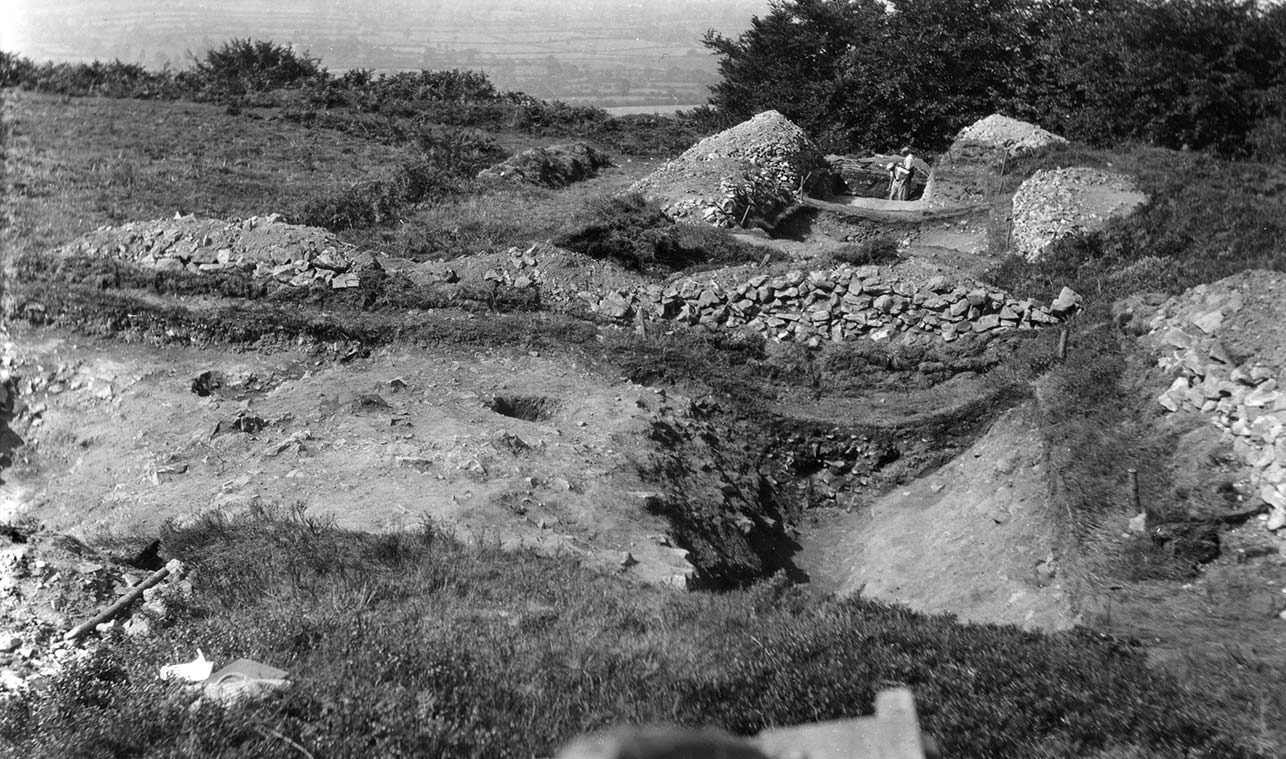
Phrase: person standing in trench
[{"left": 887, "top": 146, "right": 915, "bottom": 201}]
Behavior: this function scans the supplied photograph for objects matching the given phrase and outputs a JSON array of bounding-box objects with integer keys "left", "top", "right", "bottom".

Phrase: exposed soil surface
[
  {"left": 0, "top": 327, "right": 740, "bottom": 588},
  {"left": 797, "top": 404, "right": 1073, "bottom": 630}
]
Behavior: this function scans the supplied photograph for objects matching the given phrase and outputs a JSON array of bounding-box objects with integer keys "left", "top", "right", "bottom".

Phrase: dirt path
[{"left": 795, "top": 404, "right": 1074, "bottom": 629}]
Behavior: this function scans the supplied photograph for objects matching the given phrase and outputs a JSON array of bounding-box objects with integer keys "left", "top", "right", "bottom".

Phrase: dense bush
[{"left": 194, "top": 38, "right": 325, "bottom": 97}]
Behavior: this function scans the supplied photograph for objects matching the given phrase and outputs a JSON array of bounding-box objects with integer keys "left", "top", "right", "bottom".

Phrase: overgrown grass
[
  {"left": 0, "top": 91, "right": 420, "bottom": 257},
  {"left": 1, "top": 43, "right": 704, "bottom": 158},
  {"left": 0, "top": 508, "right": 1263, "bottom": 759}
]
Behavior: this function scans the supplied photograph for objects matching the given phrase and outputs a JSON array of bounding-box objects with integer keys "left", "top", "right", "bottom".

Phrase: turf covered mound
[
  {"left": 477, "top": 142, "right": 615, "bottom": 188},
  {"left": 629, "top": 110, "right": 820, "bottom": 228}
]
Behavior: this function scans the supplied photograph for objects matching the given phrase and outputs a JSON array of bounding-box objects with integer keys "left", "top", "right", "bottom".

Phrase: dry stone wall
[
  {"left": 1130, "top": 272, "right": 1286, "bottom": 531},
  {"left": 584, "top": 266, "right": 1078, "bottom": 347},
  {"left": 56, "top": 215, "right": 368, "bottom": 289}
]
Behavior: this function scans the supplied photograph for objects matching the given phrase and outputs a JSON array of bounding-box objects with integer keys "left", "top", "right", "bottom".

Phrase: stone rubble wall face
[
  {"left": 1141, "top": 282, "right": 1286, "bottom": 531},
  {"left": 58, "top": 214, "right": 366, "bottom": 289},
  {"left": 518, "top": 263, "right": 1072, "bottom": 347},
  {"left": 67, "top": 219, "right": 1077, "bottom": 350}
]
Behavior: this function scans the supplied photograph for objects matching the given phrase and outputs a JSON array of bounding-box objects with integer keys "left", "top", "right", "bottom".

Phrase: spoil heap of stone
[
  {"left": 1127, "top": 271, "right": 1286, "bottom": 531},
  {"left": 952, "top": 114, "right": 1068, "bottom": 159},
  {"left": 477, "top": 142, "right": 614, "bottom": 188},
  {"left": 586, "top": 266, "right": 1076, "bottom": 347},
  {"left": 1011, "top": 168, "right": 1147, "bottom": 262},
  {"left": 56, "top": 214, "right": 368, "bottom": 289},
  {"left": 629, "top": 110, "right": 819, "bottom": 228}
]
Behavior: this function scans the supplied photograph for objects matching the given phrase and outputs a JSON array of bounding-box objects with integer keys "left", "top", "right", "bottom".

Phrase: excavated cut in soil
[{"left": 486, "top": 394, "right": 562, "bottom": 423}]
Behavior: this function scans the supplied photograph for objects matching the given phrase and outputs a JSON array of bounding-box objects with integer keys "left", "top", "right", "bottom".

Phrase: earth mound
[
  {"left": 1011, "top": 167, "right": 1148, "bottom": 261},
  {"left": 629, "top": 110, "right": 819, "bottom": 228},
  {"left": 477, "top": 142, "right": 614, "bottom": 188},
  {"left": 951, "top": 114, "right": 1068, "bottom": 158}
]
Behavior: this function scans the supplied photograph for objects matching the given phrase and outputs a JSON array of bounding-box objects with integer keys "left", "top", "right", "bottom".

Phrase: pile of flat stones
[
  {"left": 1135, "top": 281, "right": 1286, "bottom": 531},
  {"left": 1011, "top": 167, "right": 1147, "bottom": 262},
  {"left": 587, "top": 266, "right": 1079, "bottom": 347},
  {"left": 59, "top": 214, "right": 368, "bottom": 289}
]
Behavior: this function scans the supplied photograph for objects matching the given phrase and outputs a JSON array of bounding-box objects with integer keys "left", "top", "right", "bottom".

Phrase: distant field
[{"left": 604, "top": 103, "right": 703, "bottom": 116}]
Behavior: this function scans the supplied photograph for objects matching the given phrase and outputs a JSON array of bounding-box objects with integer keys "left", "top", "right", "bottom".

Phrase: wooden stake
[
  {"left": 1127, "top": 468, "right": 1140, "bottom": 514},
  {"left": 1056, "top": 327, "right": 1069, "bottom": 360},
  {"left": 64, "top": 562, "right": 174, "bottom": 641}
]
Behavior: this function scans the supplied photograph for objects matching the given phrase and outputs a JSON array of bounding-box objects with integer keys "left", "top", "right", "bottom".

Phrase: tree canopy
[{"left": 702, "top": 0, "right": 1286, "bottom": 156}]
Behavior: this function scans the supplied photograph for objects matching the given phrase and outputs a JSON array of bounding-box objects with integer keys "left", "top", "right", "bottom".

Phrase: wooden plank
[{"left": 875, "top": 688, "right": 927, "bottom": 759}]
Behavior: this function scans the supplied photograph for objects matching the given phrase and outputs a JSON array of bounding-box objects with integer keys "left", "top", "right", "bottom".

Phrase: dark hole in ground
[
  {"left": 485, "top": 395, "right": 561, "bottom": 423},
  {"left": 191, "top": 370, "right": 225, "bottom": 397}
]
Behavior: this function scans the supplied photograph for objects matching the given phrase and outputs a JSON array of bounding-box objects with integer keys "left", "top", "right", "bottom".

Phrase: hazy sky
[{"left": 1, "top": 0, "right": 768, "bottom": 62}]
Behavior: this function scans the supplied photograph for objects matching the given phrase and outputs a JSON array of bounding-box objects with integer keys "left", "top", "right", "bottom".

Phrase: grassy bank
[{"left": 0, "top": 508, "right": 1264, "bottom": 759}]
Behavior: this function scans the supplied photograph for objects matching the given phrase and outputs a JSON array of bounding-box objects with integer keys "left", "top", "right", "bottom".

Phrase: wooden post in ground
[
  {"left": 1127, "top": 468, "right": 1140, "bottom": 514},
  {"left": 1056, "top": 327, "right": 1069, "bottom": 360}
]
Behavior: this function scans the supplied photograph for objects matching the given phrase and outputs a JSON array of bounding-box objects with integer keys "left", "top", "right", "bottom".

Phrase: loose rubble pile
[
  {"left": 951, "top": 114, "right": 1068, "bottom": 159},
  {"left": 629, "top": 110, "right": 819, "bottom": 228},
  {"left": 1011, "top": 167, "right": 1148, "bottom": 262},
  {"left": 586, "top": 266, "right": 1079, "bottom": 347},
  {"left": 0, "top": 527, "right": 193, "bottom": 694},
  {"left": 1126, "top": 272, "right": 1286, "bottom": 531},
  {"left": 56, "top": 214, "right": 370, "bottom": 289},
  {"left": 922, "top": 115, "right": 1067, "bottom": 208},
  {"left": 477, "top": 142, "right": 614, "bottom": 188}
]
